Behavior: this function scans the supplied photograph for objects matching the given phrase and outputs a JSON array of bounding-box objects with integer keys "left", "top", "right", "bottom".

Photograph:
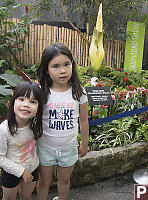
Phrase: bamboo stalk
[
  {"left": 114, "top": 40, "right": 117, "bottom": 66},
  {"left": 74, "top": 32, "right": 77, "bottom": 60},
  {"left": 85, "top": 29, "right": 90, "bottom": 66},
  {"left": 109, "top": 41, "right": 113, "bottom": 67},
  {"left": 66, "top": 29, "right": 69, "bottom": 47},
  {"left": 23, "top": 23, "right": 29, "bottom": 66},
  {"left": 51, "top": 26, "right": 54, "bottom": 43},
  {"left": 116, "top": 40, "right": 119, "bottom": 67},
  {"left": 46, "top": 25, "right": 49, "bottom": 44},
  {"left": 59, "top": 28, "right": 62, "bottom": 43},
  {"left": 29, "top": 24, "right": 33, "bottom": 64},
  {"left": 43, "top": 24, "right": 47, "bottom": 50},
  {"left": 64, "top": 28, "right": 67, "bottom": 46},
  {"left": 107, "top": 40, "right": 110, "bottom": 66},
  {"left": 32, "top": 24, "right": 36, "bottom": 64},
  {"left": 122, "top": 40, "right": 125, "bottom": 68},
  {"left": 36, "top": 25, "right": 40, "bottom": 64},
  {"left": 56, "top": 26, "right": 59, "bottom": 43},
  {"left": 24, "top": 29, "right": 29, "bottom": 66},
  {"left": 118, "top": 41, "right": 121, "bottom": 69},
  {"left": 62, "top": 27, "right": 65, "bottom": 44},
  {"left": 40, "top": 25, "right": 43, "bottom": 62},
  {"left": 78, "top": 33, "right": 81, "bottom": 65},
  {"left": 68, "top": 29, "right": 72, "bottom": 50},
  {"left": 71, "top": 30, "right": 75, "bottom": 56},
  {"left": 88, "top": 35, "right": 91, "bottom": 66},
  {"left": 82, "top": 33, "right": 85, "bottom": 66},
  {"left": 103, "top": 39, "right": 107, "bottom": 65},
  {"left": 77, "top": 32, "right": 79, "bottom": 63},
  {"left": 53, "top": 26, "right": 57, "bottom": 43},
  {"left": 48, "top": 26, "right": 52, "bottom": 45},
  {"left": 20, "top": 31, "right": 24, "bottom": 65}
]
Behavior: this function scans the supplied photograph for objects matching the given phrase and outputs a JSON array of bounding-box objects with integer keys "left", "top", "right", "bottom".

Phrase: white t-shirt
[
  {"left": 37, "top": 87, "right": 87, "bottom": 151},
  {"left": 0, "top": 120, "right": 39, "bottom": 177}
]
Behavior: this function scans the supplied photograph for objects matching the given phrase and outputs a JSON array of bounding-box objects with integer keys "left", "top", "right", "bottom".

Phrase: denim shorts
[{"left": 37, "top": 142, "right": 78, "bottom": 167}]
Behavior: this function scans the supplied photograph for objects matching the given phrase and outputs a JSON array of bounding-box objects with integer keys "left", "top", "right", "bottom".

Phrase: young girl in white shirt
[
  {"left": 0, "top": 81, "right": 43, "bottom": 200},
  {"left": 37, "top": 43, "right": 89, "bottom": 200}
]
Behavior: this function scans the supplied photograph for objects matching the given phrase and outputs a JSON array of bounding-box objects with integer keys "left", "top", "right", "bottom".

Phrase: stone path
[{"left": 32, "top": 171, "right": 135, "bottom": 200}]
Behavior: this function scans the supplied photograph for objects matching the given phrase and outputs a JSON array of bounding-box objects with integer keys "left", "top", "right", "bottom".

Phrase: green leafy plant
[
  {"left": 0, "top": 73, "right": 23, "bottom": 117},
  {"left": 89, "top": 116, "right": 148, "bottom": 153},
  {"left": 0, "top": 1, "right": 32, "bottom": 71}
]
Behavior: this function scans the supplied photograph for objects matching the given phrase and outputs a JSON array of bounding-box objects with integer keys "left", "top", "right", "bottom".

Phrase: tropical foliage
[{"left": 77, "top": 65, "right": 148, "bottom": 152}]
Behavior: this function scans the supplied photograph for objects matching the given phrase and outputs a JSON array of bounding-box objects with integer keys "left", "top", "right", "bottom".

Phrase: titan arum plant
[{"left": 89, "top": 3, "right": 104, "bottom": 72}]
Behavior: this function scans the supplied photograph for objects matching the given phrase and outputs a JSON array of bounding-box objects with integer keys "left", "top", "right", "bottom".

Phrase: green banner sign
[{"left": 124, "top": 21, "right": 145, "bottom": 72}]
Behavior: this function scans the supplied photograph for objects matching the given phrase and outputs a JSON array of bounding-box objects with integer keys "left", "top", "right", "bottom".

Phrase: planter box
[{"left": 70, "top": 142, "right": 148, "bottom": 187}]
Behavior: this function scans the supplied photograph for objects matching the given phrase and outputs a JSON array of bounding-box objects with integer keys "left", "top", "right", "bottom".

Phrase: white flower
[
  {"left": 91, "top": 77, "right": 98, "bottom": 86},
  {"left": 131, "top": 104, "right": 134, "bottom": 110},
  {"left": 126, "top": 93, "right": 129, "bottom": 100}
]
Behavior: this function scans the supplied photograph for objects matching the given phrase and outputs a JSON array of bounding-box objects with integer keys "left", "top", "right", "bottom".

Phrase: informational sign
[
  {"left": 86, "top": 87, "right": 113, "bottom": 106},
  {"left": 124, "top": 21, "right": 145, "bottom": 72}
]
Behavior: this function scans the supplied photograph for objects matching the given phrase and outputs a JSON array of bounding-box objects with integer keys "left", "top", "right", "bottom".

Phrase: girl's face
[
  {"left": 48, "top": 54, "right": 72, "bottom": 89},
  {"left": 14, "top": 91, "right": 39, "bottom": 128}
]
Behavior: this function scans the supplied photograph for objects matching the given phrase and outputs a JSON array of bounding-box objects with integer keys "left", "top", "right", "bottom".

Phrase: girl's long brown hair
[
  {"left": 37, "top": 43, "right": 85, "bottom": 104},
  {"left": 7, "top": 81, "right": 43, "bottom": 140}
]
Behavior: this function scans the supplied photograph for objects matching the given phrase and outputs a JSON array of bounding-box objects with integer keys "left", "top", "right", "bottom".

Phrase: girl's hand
[
  {"left": 22, "top": 169, "right": 33, "bottom": 183},
  {"left": 78, "top": 143, "right": 88, "bottom": 158}
]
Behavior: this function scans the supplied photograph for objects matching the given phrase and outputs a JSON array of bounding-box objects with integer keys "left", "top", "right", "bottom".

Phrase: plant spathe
[{"left": 89, "top": 3, "right": 105, "bottom": 71}]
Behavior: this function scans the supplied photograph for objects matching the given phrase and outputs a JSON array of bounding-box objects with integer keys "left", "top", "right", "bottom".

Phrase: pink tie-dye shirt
[{"left": 0, "top": 120, "right": 39, "bottom": 178}]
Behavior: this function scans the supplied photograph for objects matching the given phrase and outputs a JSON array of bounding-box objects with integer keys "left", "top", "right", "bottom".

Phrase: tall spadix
[{"left": 89, "top": 3, "right": 104, "bottom": 71}]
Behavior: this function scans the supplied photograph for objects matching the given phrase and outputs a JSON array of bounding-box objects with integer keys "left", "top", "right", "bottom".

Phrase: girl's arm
[
  {"left": 0, "top": 126, "right": 25, "bottom": 178},
  {"left": 78, "top": 101, "right": 89, "bottom": 157}
]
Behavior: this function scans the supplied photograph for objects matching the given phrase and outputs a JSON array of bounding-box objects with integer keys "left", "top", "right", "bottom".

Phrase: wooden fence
[{"left": 3, "top": 18, "right": 125, "bottom": 68}]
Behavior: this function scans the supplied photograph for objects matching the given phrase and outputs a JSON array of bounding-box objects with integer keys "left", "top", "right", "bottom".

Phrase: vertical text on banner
[{"left": 124, "top": 21, "right": 145, "bottom": 72}]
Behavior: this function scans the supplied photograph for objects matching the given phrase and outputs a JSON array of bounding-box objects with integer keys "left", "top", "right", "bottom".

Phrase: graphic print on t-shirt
[
  {"left": 48, "top": 102, "right": 74, "bottom": 130},
  {"left": 14, "top": 138, "right": 35, "bottom": 162}
]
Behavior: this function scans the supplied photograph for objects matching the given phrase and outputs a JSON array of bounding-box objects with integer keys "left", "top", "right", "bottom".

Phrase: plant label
[{"left": 86, "top": 87, "right": 113, "bottom": 106}]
